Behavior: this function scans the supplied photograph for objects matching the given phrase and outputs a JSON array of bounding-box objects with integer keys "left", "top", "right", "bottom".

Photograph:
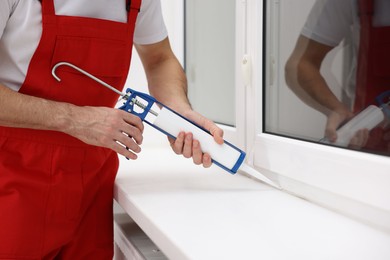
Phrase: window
[
  {"left": 257, "top": 0, "right": 390, "bottom": 230},
  {"left": 185, "top": 0, "right": 390, "bottom": 231}
]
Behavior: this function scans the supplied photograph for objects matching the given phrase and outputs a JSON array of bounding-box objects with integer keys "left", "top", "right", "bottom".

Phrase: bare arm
[
  {"left": 135, "top": 37, "right": 224, "bottom": 167},
  {"left": 285, "top": 35, "right": 347, "bottom": 114},
  {"left": 285, "top": 35, "right": 355, "bottom": 141},
  {"left": 0, "top": 83, "right": 144, "bottom": 159}
]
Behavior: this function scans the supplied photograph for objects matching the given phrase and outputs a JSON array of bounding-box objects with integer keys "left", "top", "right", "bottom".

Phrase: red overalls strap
[
  {"left": 355, "top": 0, "right": 390, "bottom": 154},
  {"left": 0, "top": 0, "right": 141, "bottom": 259},
  {"left": 355, "top": 0, "right": 390, "bottom": 112}
]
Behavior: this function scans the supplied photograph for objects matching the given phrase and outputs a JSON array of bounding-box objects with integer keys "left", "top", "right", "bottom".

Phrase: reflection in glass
[{"left": 264, "top": 0, "right": 390, "bottom": 156}]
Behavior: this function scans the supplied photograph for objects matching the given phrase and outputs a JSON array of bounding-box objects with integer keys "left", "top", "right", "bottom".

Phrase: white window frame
[
  {"left": 222, "top": 0, "right": 247, "bottom": 149},
  {"left": 241, "top": 0, "right": 390, "bottom": 231}
]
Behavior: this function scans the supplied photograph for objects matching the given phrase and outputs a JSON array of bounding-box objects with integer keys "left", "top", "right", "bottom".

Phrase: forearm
[
  {"left": 135, "top": 39, "right": 191, "bottom": 114},
  {"left": 285, "top": 35, "right": 349, "bottom": 116},
  {"left": 0, "top": 83, "right": 73, "bottom": 131},
  {"left": 147, "top": 55, "right": 191, "bottom": 112},
  {"left": 0, "top": 83, "right": 144, "bottom": 158},
  {"left": 290, "top": 61, "right": 347, "bottom": 115}
]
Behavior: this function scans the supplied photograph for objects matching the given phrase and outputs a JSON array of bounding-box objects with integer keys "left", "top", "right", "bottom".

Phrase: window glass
[
  {"left": 185, "top": 0, "right": 236, "bottom": 126},
  {"left": 264, "top": 0, "right": 390, "bottom": 156}
]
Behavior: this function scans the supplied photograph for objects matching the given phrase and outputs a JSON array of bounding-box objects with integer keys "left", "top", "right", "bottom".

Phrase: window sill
[{"left": 114, "top": 144, "right": 390, "bottom": 260}]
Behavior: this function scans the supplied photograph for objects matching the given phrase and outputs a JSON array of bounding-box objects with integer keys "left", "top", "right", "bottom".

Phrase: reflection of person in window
[{"left": 285, "top": 0, "right": 390, "bottom": 154}]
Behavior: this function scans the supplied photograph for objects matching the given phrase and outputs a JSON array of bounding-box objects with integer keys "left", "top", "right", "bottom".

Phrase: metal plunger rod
[
  {"left": 52, "top": 62, "right": 158, "bottom": 116},
  {"left": 52, "top": 62, "right": 127, "bottom": 98}
]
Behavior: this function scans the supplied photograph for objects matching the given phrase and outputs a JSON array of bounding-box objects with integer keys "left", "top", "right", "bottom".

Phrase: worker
[
  {"left": 285, "top": 0, "right": 390, "bottom": 154},
  {"left": 0, "top": 0, "right": 224, "bottom": 259}
]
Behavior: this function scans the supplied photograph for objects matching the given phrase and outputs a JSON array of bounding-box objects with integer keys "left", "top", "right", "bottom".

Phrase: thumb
[{"left": 210, "top": 126, "right": 224, "bottom": 145}]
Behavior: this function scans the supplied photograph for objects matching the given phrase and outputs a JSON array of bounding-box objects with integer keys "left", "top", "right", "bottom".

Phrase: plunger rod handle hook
[{"left": 52, "top": 61, "right": 127, "bottom": 98}]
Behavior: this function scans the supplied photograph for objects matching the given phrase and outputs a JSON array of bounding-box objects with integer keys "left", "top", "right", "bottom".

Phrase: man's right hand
[
  {"left": 62, "top": 106, "right": 144, "bottom": 159},
  {"left": 325, "top": 109, "right": 369, "bottom": 149}
]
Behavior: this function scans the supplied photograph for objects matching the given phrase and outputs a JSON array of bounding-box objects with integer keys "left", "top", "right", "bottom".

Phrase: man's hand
[
  {"left": 325, "top": 108, "right": 353, "bottom": 143},
  {"left": 168, "top": 110, "right": 224, "bottom": 168},
  {"left": 325, "top": 108, "right": 369, "bottom": 149},
  {"left": 63, "top": 106, "right": 144, "bottom": 159}
]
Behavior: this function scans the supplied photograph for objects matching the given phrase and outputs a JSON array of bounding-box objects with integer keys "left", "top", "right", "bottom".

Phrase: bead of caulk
[{"left": 238, "top": 164, "right": 281, "bottom": 189}]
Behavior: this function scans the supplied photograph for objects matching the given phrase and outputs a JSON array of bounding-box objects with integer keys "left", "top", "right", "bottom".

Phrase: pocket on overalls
[{"left": 50, "top": 36, "right": 128, "bottom": 107}]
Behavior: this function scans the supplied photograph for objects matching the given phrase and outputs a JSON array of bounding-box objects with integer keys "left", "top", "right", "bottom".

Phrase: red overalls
[
  {"left": 0, "top": 0, "right": 141, "bottom": 259},
  {"left": 355, "top": 0, "right": 390, "bottom": 154}
]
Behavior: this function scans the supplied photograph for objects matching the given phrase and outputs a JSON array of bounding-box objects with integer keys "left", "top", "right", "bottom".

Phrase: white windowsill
[{"left": 114, "top": 132, "right": 390, "bottom": 260}]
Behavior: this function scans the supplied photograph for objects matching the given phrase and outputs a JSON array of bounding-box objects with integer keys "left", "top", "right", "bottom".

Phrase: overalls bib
[
  {"left": 0, "top": 0, "right": 141, "bottom": 259},
  {"left": 355, "top": 0, "right": 390, "bottom": 153}
]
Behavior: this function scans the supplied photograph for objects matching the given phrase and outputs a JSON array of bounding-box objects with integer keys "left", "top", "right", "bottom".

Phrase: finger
[
  {"left": 122, "top": 112, "right": 144, "bottom": 133},
  {"left": 360, "top": 129, "right": 369, "bottom": 147},
  {"left": 112, "top": 141, "right": 138, "bottom": 160},
  {"left": 349, "top": 129, "right": 368, "bottom": 149},
  {"left": 324, "top": 121, "right": 338, "bottom": 142},
  {"left": 202, "top": 118, "right": 224, "bottom": 144},
  {"left": 192, "top": 140, "right": 203, "bottom": 165},
  {"left": 121, "top": 124, "right": 143, "bottom": 145},
  {"left": 202, "top": 153, "right": 212, "bottom": 168},
  {"left": 324, "top": 129, "right": 337, "bottom": 143},
  {"left": 117, "top": 132, "right": 142, "bottom": 154},
  {"left": 325, "top": 112, "right": 349, "bottom": 142},
  {"left": 182, "top": 133, "right": 193, "bottom": 158},
  {"left": 359, "top": 129, "right": 370, "bottom": 147},
  {"left": 211, "top": 127, "right": 224, "bottom": 144},
  {"left": 348, "top": 135, "right": 360, "bottom": 149},
  {"left": 171, "top": 132, "right": 185, "bottom": 154},
  {"left": 185, "top": 111, "right": 224, "bottom": 144}
]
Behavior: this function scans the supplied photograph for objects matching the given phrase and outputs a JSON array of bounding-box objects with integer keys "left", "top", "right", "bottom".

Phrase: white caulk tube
[
  {"left": 325, "top": 105, "right": 385, "bottom": 147},
  {"left": 153, "top": 107, "right": 245, "bottom": 173}
]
